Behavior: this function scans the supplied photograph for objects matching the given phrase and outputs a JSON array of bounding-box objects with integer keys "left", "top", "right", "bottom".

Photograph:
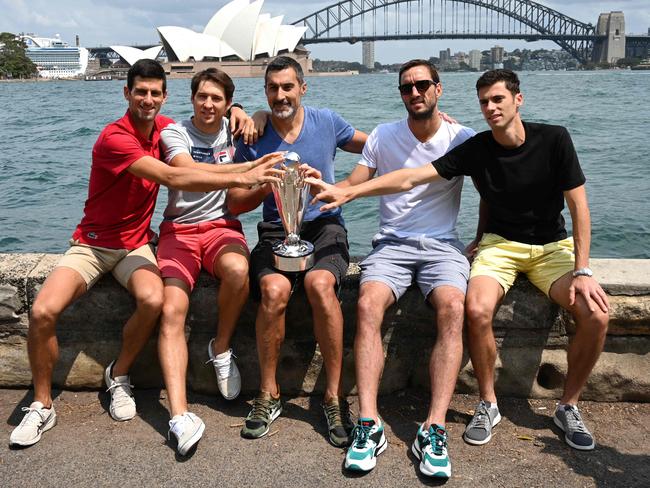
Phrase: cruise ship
[{"left": 20, "top": 34, "right": 89, "bottom": 78}]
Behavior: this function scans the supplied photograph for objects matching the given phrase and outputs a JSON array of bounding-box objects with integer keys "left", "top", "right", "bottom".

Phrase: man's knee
[
  {"left": 260, "top": 278, "right": 291, "bottom": 312},
  {"left": 216, "top": 253, "right": 249, "bottom": 287},
  {"left": 160, "top": 300, "right": 189, "bottom": 333},
  {"left": 30, "top": 298, "right": 62, "bottom": 332},
  {"left": 465, "top": 295, "right": 495, "bottom": 331},
  {"left": 573, "top": 305, "right": 609, "bottom": 338},
  {"left": 304, "top": 272, "right": 336, "bottom": 302},
  {"left": 435, "top": 297, "right": 465, "bottom": 335},
  {"left": 134, "top": 281, "right": 164, "bottom": 315}
]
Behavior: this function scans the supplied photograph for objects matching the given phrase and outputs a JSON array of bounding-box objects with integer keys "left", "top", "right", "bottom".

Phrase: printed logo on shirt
[
  {"left": 190, "top": 146, "right": 214, "bottom": 163},
  {"left": 215, "top": 146, "right": 235, "bottom": 163},
  {"left": 87, "top": 232, "right": 98, "bottom": 239}
]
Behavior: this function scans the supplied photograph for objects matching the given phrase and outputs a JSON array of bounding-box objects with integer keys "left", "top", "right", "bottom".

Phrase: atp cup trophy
[{"left": 271, "top": 152, "right": 315, "bottom": 272}]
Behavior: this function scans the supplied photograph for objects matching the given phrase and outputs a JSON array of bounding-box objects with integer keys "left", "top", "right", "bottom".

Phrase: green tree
[{"left": 0, "top": 32, "right": 37, "bottom": 78}]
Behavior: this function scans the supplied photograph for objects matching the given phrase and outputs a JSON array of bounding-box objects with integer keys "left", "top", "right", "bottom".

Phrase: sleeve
[
  {"left": 160, "top": 124, "right": 190, "bottom": 164},
  {"left": 555, "top": 127, "right": 586, "bottom": 190},
  {"left": 328, "top": 109, "right": 355, "bottom": 148},
  {"left": 432, "top": 135, "right": 479, "bottom": 179},
  {"left": 234, "top": 137, "right": 256, "bottom": 164},
  {"left": 358, "top": 127, "right": 379, "bottom": 169},
  {"left": 92, "top": 131, "right": 147, "bottom": 176}
]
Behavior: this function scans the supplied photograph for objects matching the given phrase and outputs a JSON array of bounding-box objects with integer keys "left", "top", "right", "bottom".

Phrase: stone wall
[{"left": 1, "top": 254, "right": 648, "bottom": 402}]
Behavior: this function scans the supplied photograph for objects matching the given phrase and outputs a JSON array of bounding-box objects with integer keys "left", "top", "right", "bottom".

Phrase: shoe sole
[
  {"left": 344, "top": 435, "right": 387, "bottom": 472},
  {"left": 553, "top": 416, "right": 595, "bottom": 451},
  {"left": 463, "top": 412, "right": 502, "bottom": 446},
  {"left": 177, "top": 421, "right": 206, "bottom": 456},
  {"left": 241, "top": 404, "right": 282, "bottom": 439},
  {"left": 411, "top": 441, "right": 451, "bottom": 478},
  {"left": 10, "top": 413, "right": 57, "bottom": 447}
]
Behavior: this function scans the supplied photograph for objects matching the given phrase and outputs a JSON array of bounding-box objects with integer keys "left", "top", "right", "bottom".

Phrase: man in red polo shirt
[{"left": 10, "top": 59, "right": 283, "bottom": 447}]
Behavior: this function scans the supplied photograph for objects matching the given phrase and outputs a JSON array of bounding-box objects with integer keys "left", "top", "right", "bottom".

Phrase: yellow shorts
[
  {"left": 56, "top": 240, "right": 158, "bottom": 289},
  {"left": 470, "top": 233, "right": 575, "bottom": 297}
]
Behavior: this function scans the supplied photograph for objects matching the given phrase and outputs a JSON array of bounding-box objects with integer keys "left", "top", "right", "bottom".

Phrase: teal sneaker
[
  {"left": 344, "top": 418, "right": 387, "bottom": 472},
  {"left": 412, "top": 424, "right": 452, "bottom": 478},
  {"left": 240, "top": 391, "right": 282, "bottom": 439}
]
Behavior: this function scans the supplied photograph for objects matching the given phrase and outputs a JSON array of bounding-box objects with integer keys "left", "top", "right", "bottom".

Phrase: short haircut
[
  {"left": 476, "top": 69, "right": 520, "bottom": 95},
  {"left": 398, "top": 59, "right": 440, "bottom": 84},
  {"left": 127, "top": 59, "right": 166, "bottom": 92},
  {"left": 190, "top": 68, "right": 235, "bottom": 101},
  {"left": 265, "top": 56, "right": 304, "bottom": 85}
]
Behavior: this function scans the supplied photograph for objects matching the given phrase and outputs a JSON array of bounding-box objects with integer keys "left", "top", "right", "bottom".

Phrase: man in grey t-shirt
[{"left": 158, "top": 68, "right": 279, "bottom": 455}]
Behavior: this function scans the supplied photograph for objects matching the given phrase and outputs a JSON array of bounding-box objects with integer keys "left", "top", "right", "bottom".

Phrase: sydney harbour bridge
[{"left": 289, "top": 0, "right": 645, "bottom": 64}]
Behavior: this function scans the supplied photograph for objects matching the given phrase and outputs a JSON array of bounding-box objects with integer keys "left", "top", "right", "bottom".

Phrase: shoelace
[
  {"left": 19, "top": 406, "right": 48, "bottom": 428},
  {"left": 323, "top": 401, "right": 345, "bottom": 427},
  {"left": 106, "top": 378, "right": 134, "bottom": 407},
  {"left": 468, "top": 401, "right": 491, "bottom": 431},
  {"left": 351, "top": 423, "right": 372, "bottom": 449},
  {"left": 424, "top": 428, "right": 447, "bottom": 456},
  {"left": 249, "top": 396, "right": 276, "bottom": 420},
  {"left": 564, "top": 406, "right": 589, "bottom": 434},
  {"left": 206, "top": 350, "right": 237, "bottom": 378}
]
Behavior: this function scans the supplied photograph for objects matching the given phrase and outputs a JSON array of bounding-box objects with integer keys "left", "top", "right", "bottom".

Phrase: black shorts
[{"left": 249, "top": 216, "right": 350, "bottom": 300}]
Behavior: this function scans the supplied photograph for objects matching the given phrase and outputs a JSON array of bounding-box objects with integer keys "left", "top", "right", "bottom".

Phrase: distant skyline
[{"left": 2, "top": 0, "right": 648, "bottom": 62}]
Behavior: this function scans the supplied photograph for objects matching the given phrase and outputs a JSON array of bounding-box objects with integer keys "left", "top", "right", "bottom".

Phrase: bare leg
[
  {"left": 211, "top": 246, "right": 250, "bottom": 355},
  {"left": 158, "top": 279, "right": 191, "bottom": 417},
  {"left": 549, "top": 272, "right": 609, "bottom": 405},
  {"left": 424, "top": 286, "right": 466, "bottom": 428},
  {"left": 256, "top": 273, "right": 292, "bottom": 396},
  {"left": 303, "top": 270, "right": 346, "bottom": 402},
  {"left": 28, "top": 267, "right": 87, "bottom": 407},
  {"left": 112, "top": 265, "right": 163, "bottom": 377},
  {"left": 465, "top": 276, "right": 504, "bottom": 403},
  {"left": 354, "top": 282, "right": 395, "bottom": 423}
]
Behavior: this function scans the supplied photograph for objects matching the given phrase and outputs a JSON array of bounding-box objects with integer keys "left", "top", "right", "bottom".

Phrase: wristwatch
[
  {"left": 225, "top": 103, "right": 244, "bottom": 118},
  {"left": 572, "top": 267, "right": 593, "bottom": 278}
]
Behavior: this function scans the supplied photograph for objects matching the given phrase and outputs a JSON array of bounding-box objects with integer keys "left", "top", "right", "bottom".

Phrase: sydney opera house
[{"left": 110, "top": 0, "right": 311, "bottom": 77}]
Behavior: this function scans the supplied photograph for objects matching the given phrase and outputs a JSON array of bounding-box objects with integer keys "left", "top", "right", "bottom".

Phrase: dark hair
[
  {"left": 476, "top": 69, "right": 520, "bottom": 95},
  {"left": 127, "top": 59, "right": 166, "bottom": 92},
  {"left": 190, "top": 68, "right": 235, "bottom": 101},
  {"left": 398, "top": 59, "right": 440, "bottom": 84},
  {"left": 265, "top": 56, "right": 304, "bottom": 85}
]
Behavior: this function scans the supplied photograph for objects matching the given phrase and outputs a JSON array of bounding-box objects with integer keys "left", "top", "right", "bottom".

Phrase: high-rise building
[
  {"left": 439, "top": 48, "right": 450, "bottom": 62},
  {"left": 491, "top": 45, "right": 504, "bottom": 65},
  {"left": 469, "top": 49, "right": 482, "bottom": 71},
  {"left": 362, "top": 41, "right": 375, "bottom": 69}
]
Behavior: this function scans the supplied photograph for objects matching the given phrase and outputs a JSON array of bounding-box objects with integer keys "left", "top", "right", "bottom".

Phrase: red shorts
[{"left": 157, "top": 219, "right": 248, "bottom": 290}]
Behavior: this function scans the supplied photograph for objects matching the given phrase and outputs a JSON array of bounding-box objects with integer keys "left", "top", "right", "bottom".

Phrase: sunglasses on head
[{"left": 398, "top": 79, "right": 437, "bottom": 95}]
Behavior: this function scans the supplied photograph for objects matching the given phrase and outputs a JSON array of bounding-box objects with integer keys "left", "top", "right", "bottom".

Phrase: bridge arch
[{"left": 292, "top": 0, "right": 598, "bottom": 63}]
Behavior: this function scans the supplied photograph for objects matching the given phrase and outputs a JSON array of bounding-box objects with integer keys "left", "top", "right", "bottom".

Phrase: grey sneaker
[
  {"left": 554, "top": 404, "right": 595, "bottom": 450},
  {"left": 206, "top": 340, "right": 241, "bottom": 400},
  {"left": 104, "top": 361, "right": 136, "bottom": 421},
  {"left": 168, "top": 412, "right": 205, "bottom": 456},
  {"left": 9, "top": 401, "right": 57, "bottom": 447},
  {"left": 463, "top": 400, "right": 502, "bottom": 445},
  {"left": 241, "top": 391, "right": 282, "bottom": 439},
  {"left": 322, "top": 397, "right": 353, "bottom": 447}
]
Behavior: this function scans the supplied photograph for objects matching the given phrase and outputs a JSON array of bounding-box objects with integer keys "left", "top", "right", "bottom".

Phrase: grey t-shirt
[{"left": 160, "top": 118, "right": 235, "bottom": 224}]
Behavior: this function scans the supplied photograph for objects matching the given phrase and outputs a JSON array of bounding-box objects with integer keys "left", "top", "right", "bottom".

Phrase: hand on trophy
[
  {"left": 297, "top": 163, "right": 321, "bottom": 181},
  {"left": 239, "top": 152, "right": 285, "bottom": 188},
  {"left": 305, "top": 178, "right": 354, "bottom": 211}
]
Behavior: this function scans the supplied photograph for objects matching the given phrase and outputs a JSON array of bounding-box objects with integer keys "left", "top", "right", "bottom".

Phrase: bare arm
[
  {"left": 228, "top": 106, "right": 259, "bottom": 145},
  {"left": 168, "top": 152, "right": 256, "bottom": 174},
  {"left": 341, "top": 130, "right": 368, "bottom": 154},
  {"left": 226, "top": 184, "right": 272, "bottom": 215},
  {"left": 307, "top": 163, "right": 440, "bottom": 211},
  {"left": 127, "top": 153, "right": 284, "bottom": 192},
  {"left": 465, "top": 197, "right": 489, "bottom": 260},
  {"left": 564, "top": 184, "right": 609, "bottom": 313},
  {"left": 336, "top": 164, "right": 376, "bottom": 188}
]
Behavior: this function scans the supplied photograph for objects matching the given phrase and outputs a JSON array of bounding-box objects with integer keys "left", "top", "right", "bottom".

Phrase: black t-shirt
[{"left": 432, "top": 121, "right": 586, "bottom": 245}]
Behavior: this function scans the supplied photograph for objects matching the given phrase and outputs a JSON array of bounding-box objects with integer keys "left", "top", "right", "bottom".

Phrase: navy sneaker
[{"left": 554, "top": 404, "right": 595, "bottom": 450}]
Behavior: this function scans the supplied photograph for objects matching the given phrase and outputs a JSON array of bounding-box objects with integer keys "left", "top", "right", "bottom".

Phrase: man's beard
[
  {"left": 406, "top": 103, "right": 435, "bottom": 121},
  {"left": 272, "top": 102, "right": 295, "bottom": 120}
]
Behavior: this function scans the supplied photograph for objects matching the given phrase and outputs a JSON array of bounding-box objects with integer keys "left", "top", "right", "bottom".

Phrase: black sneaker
[
  {"left": 554, "top": 404, "right": 595, "bottom": 450},
  {"left": 241, "top": 391, "right": 282, "bottom": 439},
  {"left": 322, "top": 397, "right": 353, "bottom": 447}
]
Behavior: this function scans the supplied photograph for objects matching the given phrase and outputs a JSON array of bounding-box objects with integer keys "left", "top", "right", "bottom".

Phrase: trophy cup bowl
[{"left": 271, "top": 152, "right": 315, "bottom": 272}]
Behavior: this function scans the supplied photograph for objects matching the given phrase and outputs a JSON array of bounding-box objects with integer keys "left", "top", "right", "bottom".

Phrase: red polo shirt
[{"left": 72, "top": 111, "right": 174, "bottom": 249}]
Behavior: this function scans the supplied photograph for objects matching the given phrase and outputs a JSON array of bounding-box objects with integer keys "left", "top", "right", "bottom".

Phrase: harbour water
[{"left": 1, "top": 71, "right": 649, "bottom": 258}]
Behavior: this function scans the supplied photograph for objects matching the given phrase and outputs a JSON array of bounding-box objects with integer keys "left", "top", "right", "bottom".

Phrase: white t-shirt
[
  {"left": 360, "top": 119, "right": 475, "bottom": 240},
  {"left": 160, "top": 118, "right": 235, "bottom": 224}
]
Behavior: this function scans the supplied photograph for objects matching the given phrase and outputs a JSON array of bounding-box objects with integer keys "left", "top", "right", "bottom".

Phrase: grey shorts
[{"left": 360, "top": 236, "right": 470, "bottom": 300}]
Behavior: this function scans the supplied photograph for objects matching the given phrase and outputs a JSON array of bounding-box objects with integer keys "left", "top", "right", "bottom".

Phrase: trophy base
[{"left": 272, "top": 241, "right": 315, "bottom": 272}]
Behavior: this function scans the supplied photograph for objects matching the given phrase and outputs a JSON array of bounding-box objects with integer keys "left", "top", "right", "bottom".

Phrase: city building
[
  {"left": 469, "top": 49, "right": 482, "bottom": 71},
  {"left": 362, "top": 41, "right": 375, "bottom": 69},
  {"left": 491, "top": 45, "right": 504, "bottom": 67}
]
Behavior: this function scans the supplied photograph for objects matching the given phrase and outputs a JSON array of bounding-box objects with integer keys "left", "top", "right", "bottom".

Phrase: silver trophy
[{"left": 271, "top": 152, "right": 315, "bottom": 272}]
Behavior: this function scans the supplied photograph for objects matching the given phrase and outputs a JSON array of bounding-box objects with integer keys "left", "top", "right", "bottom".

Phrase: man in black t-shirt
[{"left": 308, "top": 69, "right": 609, "bottom": 452}]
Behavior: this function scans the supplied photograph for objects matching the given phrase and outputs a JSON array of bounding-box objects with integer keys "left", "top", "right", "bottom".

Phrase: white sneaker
[
  {"left": 104, "top": 361, "right": 136, "bottom": 421},
  {"left": 206, "top": 340, "right": 241, "bottom": 400},
  {"left": 9, "top": 401, "right": 57, "bottom": 447},
  {"left": 168, "top": 412, "right": 205, "bottom": 456}
]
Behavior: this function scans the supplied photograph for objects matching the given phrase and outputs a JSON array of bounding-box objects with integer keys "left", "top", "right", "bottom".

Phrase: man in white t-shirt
[
  {"left": 157, "top": 68, "right": 281, "bottom": 455},
  {"left": 330, "top": 59, "right": 475, "bottom": 477}
]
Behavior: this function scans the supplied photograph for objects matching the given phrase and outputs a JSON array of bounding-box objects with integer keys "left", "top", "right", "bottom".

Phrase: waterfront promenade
[{"left": 1, "top": 388, "right": 647, "bottom": 487}]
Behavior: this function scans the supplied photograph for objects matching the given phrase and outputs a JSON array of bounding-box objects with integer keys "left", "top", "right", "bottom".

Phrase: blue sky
[{"left": 2, "top": 0, "right": 648, "bottom": 62}]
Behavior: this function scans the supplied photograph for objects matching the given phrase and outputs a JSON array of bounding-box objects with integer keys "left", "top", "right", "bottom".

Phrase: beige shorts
[{"left": 56, "top": 240, "right": 158, "bottom": 289}]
